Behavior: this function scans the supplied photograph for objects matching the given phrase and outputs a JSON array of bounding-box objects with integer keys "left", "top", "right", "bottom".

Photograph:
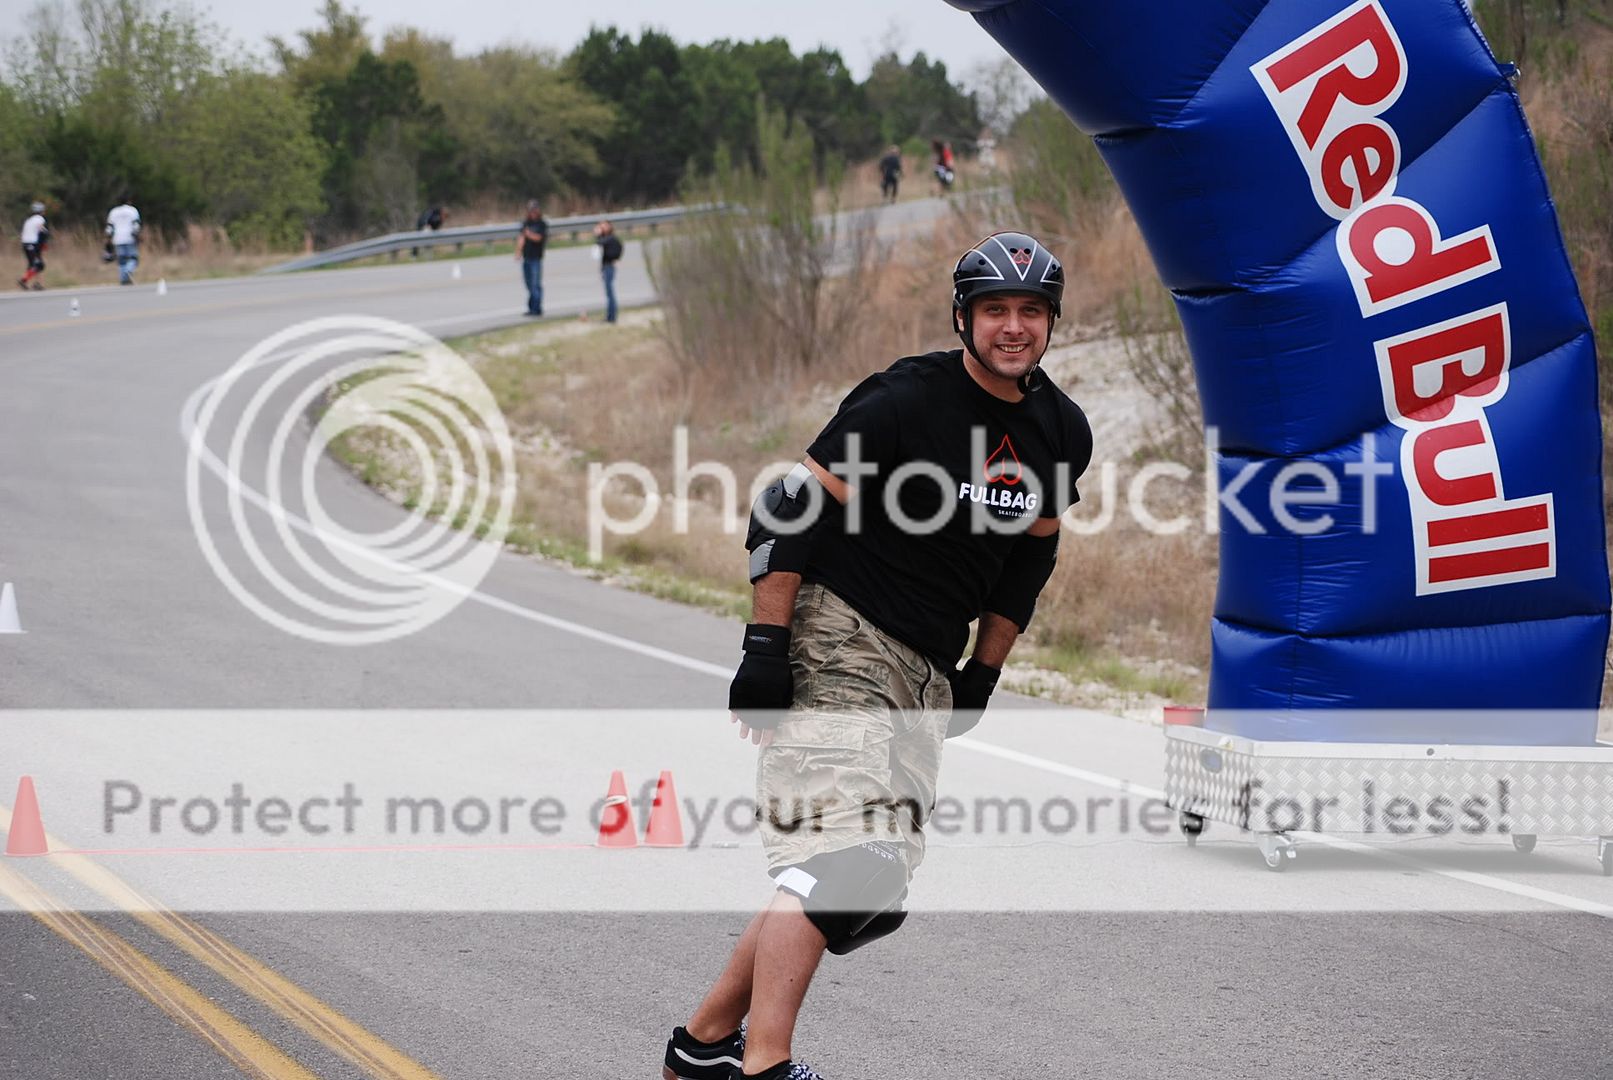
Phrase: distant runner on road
[
  {"left": 105, "top": 196, "right": 141, "bottom": 286},
  {"left": 18, "top": 201, "right": 48, "bottom": 291}
]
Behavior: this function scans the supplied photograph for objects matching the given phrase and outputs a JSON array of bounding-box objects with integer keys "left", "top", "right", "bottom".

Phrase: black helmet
[
  {"left": 952, "top": 231, "right": 1063, "bottom": 385},
  {"left": 952, "top": 231, "right": 1064, "bottom": 317}
]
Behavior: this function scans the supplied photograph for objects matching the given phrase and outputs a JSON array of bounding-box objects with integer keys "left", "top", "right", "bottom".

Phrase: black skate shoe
[
  {"left": 732, "top": 1061, "right": 823, "bottom": 1080},
  {"left": 663, "top": 1022, "right": 745, "bottom": 1080}
]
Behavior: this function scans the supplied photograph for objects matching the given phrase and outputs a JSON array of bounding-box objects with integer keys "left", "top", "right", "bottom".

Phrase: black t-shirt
[
  {"left": 599, "top": 234, "right": 623, "bottom": 264},
  {"left": 520, "top": 217, "right": 547, "bottom": 260},
  {"left": 803, "top": 349, "right": 1093, "bottom": 669}
]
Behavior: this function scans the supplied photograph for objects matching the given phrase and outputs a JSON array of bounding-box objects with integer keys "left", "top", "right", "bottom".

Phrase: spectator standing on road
[
  {"left": 661, "top": 232, "right": 1092, "bottom": 1080},
  {"left": 516, "top": 201, "right": 547, "bottom": 316},
  {"left": 878, "top": 145, "right": 902, "bottom": 204},
  {"left": 18, "top": 202, "right": 48, "bottom": 291},
  {"left": 105, "top": 196, "right": 141, "bottom": 285},
  {"left": 594, "top": 219, "right": 623, "bottom": 323}
]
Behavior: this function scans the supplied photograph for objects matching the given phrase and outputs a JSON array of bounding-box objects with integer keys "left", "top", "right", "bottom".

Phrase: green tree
[
  {"left": 669, "top": 38, "right": 879, "bottom": 179},
  {"left": 3, "top": 0, "right": 224, "bottom": 229},
  {"left": 424, "top": 46, "right": 614, "bottom": 201},
  {"left": 567, "top": 28, "right": 700, "bottom": 202},
  {"left": 301, "top": 50, "right": 453, "bottom": 233},
  {"left": 162, "top": 69, "right": 325, "bottom": 245},
  {"left": 39, "top": 111, "right": 202, "bottom": 230},
  {"left": 0, "top": 85, "right": 53, "bottom": 216},
  {"left": 271, "top": 0, "right": 368, "bottom": 96},
  {"left": 864, "top": 49, "right": 982, "bottom": 151},
  {"left": 681, "top": 41, "right": 764, "bottom": 173}
]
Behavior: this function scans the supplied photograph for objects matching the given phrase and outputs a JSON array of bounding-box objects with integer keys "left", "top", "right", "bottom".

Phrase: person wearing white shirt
[
  {"left": 18, "top": 202, "right": 48, "bottom": 291},
  {"left": 105, "top": 197, "right": 142, "bottom": 285}
]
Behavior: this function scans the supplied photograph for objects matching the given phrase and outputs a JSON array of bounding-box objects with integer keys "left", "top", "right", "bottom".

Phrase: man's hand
[
  {"left": 729, "top": 623, "right": 793, "bottom": 746},
  {"left": 945, "top": 658, "right": 1001, "bottom": 738}
]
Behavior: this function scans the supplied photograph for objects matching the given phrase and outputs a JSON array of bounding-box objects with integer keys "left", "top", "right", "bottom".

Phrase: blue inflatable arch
[{"left": 949, "top": 0, "right": 1610, "bottom": 743}]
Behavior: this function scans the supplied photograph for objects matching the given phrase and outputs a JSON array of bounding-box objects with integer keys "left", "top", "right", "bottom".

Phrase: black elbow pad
[
  {"left": 746, "top": 464, "right": 830, "bottom": 582},
  {"left": 983, "top": 530, "right": 1060, "bottom": 631}
]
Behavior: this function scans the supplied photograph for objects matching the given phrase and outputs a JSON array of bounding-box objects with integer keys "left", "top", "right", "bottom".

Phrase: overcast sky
[{"left": 192, "top": 0, "right": 1013, "bottom": 82}]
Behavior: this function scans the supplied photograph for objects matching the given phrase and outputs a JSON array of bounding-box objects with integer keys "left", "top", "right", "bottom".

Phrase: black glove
[
  {"left": 728, "top": 624, "right": 794, "bottom": 728},
  {"left": 945, "top": 658, "right": 1001, "bottom": 738}
]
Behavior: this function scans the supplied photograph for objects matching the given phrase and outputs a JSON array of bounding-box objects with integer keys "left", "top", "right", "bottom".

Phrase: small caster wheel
[
  {"left": 1511, "top": 834, "right": 1537, "bottom": 854},
  {"left": 1180, "top": 811, "right": 1206, "bottom": 847},
  {"left": 1257, "top": 833, "right": 1294, "bottom": 872}
]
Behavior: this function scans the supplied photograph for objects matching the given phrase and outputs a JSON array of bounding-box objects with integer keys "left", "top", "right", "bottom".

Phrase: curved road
[{"left": 2, "top": 208, "right": 1611, "bottom": 1079}]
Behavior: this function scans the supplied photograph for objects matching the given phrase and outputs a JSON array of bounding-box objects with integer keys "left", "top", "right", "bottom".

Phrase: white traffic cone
[
  {"left": 0, "top": 583, "right": 23, "bottom": 634},
  {"left": 451, "top": 263, "right": 462, "bottom": 280},
  {"left": 156, "top": 278, "right": 167, "bottom": 296},
  {"left": 68, "top": 298, "right": 80, "bottom": 318}
]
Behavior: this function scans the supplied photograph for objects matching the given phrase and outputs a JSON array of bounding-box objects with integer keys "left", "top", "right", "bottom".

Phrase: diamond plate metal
[{"left": 1165, "top": 731, "right": 1613, "bottom": 836}]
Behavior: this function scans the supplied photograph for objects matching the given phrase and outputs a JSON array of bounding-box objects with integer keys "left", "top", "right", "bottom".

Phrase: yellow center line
[
  {"left": 0, "top": 862, "right": 320, "bottom": 1080},
  {"left": 0, "top": 804, "right": 445, "bottom": 1080}
]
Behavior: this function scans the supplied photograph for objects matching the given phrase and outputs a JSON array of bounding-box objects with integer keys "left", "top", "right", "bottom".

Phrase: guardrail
[{"left": 260, "top": 204, "right": 719, "bottom": 274}]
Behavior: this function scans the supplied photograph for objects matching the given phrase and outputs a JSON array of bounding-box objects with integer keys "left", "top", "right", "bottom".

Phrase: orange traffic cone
[
  {"left": 597, "top": 770, "right": 638, "bottom": 848},
  {"left": 644, "top": 771, "right": 685, "bottom": 847},
  {"left": 6, "top": 776, "right": 48, "bottom": 856}
]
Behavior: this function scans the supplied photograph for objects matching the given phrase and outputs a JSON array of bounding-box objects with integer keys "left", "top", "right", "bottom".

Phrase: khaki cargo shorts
[{"left": 757, "top": 582, "right": 952, "bottom": 875}]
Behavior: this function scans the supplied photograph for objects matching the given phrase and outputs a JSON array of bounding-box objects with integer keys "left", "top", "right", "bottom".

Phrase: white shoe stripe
[{"left": 674, "top": 1046, "right": 742, "bottom": 1069}]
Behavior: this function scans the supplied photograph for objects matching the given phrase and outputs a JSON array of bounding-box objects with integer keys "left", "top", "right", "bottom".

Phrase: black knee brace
[{"left": 774, "top": 841, "right": 909, "bottom": 952}]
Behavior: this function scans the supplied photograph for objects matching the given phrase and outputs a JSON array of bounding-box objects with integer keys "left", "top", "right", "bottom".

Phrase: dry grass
[{"left": 16, "top": 224, "right": 290, "bottom": 288}]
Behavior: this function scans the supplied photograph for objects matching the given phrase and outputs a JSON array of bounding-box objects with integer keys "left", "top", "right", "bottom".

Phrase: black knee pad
[
  {"left": 774, "top": 840, "right": 908, "bottom": 950},
  {"left": 826, "top": 908, "right": 908, "bottom": 955}
]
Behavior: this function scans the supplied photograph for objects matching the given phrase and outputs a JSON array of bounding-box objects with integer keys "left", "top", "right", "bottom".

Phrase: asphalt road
[{"left": 2, "top": 209, "right": 1612, "bottom": 1080}]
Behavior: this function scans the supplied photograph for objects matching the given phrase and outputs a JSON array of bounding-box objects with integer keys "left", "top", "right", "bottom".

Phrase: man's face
[{"left": 961, "top": 292, "right": 1051, "bottom": 380}]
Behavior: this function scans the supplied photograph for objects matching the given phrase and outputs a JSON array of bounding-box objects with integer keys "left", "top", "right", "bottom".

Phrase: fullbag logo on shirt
[
  {"left": 958, "top": 433, "right": 1039, "bottom": 517},
  {"left": 1251, "top": 0, "right": 1554, "bottom": 595}
]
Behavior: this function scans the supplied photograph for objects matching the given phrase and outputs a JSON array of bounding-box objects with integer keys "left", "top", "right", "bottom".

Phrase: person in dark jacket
[
  {"left": 516, "top": 201, "right": 547, "bottom": 316},
  {"left": 412, "top": 205, "right": 445, "bottom": 256},
  {"left": 878, "top": 145, "right": 902, "bottom": 203},
  {"left": 595, "top": 220, "right": 623, "bottom": 323}
]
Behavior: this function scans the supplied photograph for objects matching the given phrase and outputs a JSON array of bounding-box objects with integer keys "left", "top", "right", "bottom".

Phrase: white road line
[
  {"left": 178, "top": 331, "right": 1613, "bottom": 921},
  {"left": 958, "top": 736, "right": 1613, "bottom": 920},
  {"left": 178, "top": 356, "right": 731, "bottom": 680},
  {"left": 950, "top": 736, "right": 1166, "bottom": 800}
]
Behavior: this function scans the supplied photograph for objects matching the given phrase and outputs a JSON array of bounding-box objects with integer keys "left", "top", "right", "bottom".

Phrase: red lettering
[
  {"left": 1428, "top": 544, "right": 1552, "bottom": 585},
  {"left": 1265, "top": 2, "right": 1404, "bottom": 147},
  {"left": 1347, "top": 200, "right": 1499, "bottom": 309},
  {"left": 1412, "top": 421, "right": 1497, "bottom": 506},
  {"left": 1427, "top": 503, "right": 1550, "bottom": 546},
  {"left": 1321, "top": 122, "right": 1397, "bottom": 212},
  {"left": 1385, "top": 309, "right": 1508, "bottom": 423}
]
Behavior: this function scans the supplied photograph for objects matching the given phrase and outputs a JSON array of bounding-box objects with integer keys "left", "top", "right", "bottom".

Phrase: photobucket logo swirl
[{"left": 184, "top": 317, "right": 517, "bottom": 645}]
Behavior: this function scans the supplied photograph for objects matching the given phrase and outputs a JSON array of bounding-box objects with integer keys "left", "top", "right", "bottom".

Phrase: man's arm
[
  {"left": 968, "top": 514, "right": 1057, "bottom": 668},
  {"left": 730, "top": 456, "right": 852, "bottom": 745},
  {"left": 947, "top": 515, "right": 1062, "bottom": 737}
]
